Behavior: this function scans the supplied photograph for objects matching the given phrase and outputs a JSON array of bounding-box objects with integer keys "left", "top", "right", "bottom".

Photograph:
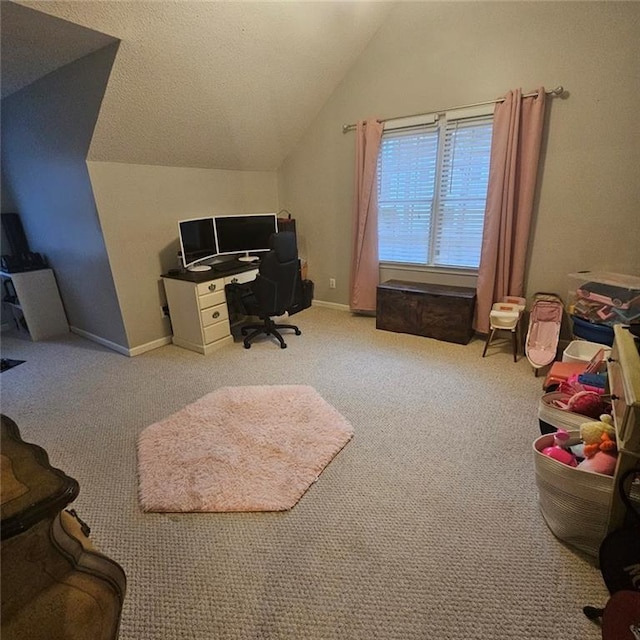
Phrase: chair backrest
[
  {"left": 500, "top": 296, "right": 526, "bottom": 311},
  {"left": 491, "top": 302, "right": 522, "bottom": 314},
  {"left": 252, "top": 232, "right": 299, "bottom": 316},
  {"left": 489, "top": 302, "right": 523, "bottom": 330}
]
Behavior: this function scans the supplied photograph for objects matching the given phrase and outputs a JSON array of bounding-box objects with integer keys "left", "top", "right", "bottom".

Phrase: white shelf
[{"left": 1, "top": 269, "right": 69, "bottom": 341}]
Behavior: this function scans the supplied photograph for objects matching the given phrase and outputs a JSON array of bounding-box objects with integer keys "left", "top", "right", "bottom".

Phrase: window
[{"left": 377, "top": 108, "right": 493, "bottom": 270}]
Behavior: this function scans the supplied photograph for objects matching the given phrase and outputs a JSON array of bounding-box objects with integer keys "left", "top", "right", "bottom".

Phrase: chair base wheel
[{"left": 239, "top": 318, "right": 300, "bottom": 349}]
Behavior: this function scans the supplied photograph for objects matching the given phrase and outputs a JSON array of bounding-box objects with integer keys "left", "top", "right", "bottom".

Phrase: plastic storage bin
[
  {"left": 571, "top": 315, "right": 615, "bottom": 346},
  {"left": 568, "top": 271, "right": 640, "bottom": 325},
  {"left": 562, "top": 340, "right": 611, "bottom": 364}
]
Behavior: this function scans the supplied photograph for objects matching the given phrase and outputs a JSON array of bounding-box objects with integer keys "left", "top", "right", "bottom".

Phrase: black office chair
[{"left": 236, "top": 232, "right": 302, "bottom": 349}]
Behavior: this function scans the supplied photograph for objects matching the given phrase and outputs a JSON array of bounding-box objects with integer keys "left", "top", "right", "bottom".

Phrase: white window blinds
[
  {"left": 377, "top": 127, "right": 438, "bottom": 264},
  {"left": 377, "top": 111, "right": 493, "bottom": 269}
]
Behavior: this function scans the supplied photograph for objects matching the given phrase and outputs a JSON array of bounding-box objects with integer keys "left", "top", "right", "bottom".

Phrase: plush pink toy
[
  {"left": 566, "top": 391, "right": 606, "bottom": 419},
  {"left": 577, "top": 451, "right": 617, "bottom": 476},
  {"left": 577, "top": 428, "right": 618, "bottom": 476},
  {"left": 553, "top": 390, "right": 605, "bottom": 419},
  {"left": 542, "top": 429, "right": 578, "bottom": 467}
]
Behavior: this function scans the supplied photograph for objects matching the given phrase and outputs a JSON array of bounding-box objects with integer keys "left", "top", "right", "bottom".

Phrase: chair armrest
[{"left": 225, "top": 282, "right": 256, "bottom": 315}]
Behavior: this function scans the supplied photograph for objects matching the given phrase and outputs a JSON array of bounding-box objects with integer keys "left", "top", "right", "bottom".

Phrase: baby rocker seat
[{"left": 525, "top": 292, "right": 564, "bottom": 375}]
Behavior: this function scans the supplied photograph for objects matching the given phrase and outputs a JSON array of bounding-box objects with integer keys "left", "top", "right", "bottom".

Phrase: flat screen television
[
  {"left": 214, "top": 213, "right": 278, "bottom": 262},
  {"left": 178, "top": 217, "right": 218, "bottom": 272}
]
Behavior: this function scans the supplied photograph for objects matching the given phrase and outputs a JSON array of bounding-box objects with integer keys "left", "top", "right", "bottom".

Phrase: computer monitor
[
  {"left": 214, "top": 213, "right": 278, "bottom": 262},
  {"left": 178, "top": 217, "right": 218, "bottom": 272}
]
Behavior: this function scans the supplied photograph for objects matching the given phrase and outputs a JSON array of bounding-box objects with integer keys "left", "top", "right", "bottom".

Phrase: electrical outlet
[
  {"left": 329, "top": 278, "right": 336, "bottom": 289},
  {"left": 161, "top": 304, "right": 170, "bottom": 319}
]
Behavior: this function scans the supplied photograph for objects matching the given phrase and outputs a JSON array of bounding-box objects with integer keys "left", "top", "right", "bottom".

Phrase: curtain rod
[{"left": 341, "top": 86, "right": 564, "bottom": 134}]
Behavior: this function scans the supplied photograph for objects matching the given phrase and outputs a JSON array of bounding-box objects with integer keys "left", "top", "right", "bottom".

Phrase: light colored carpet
[
  {"left": 137, "top": 385, "right": 353, "bottom": 512},
  {"left": 0, "top": 306, "right": 609, "bottom": 640}
]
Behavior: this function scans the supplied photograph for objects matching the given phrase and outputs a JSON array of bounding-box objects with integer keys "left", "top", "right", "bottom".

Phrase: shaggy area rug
[{"left": 137, "top": 385, "right": 353, "bottom": 512}]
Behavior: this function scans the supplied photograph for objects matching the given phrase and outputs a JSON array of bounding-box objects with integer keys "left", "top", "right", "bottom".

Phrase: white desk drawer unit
[
  {"left": 162, "top": 268, "right": 257, "bottom": 355},
  {"left": 197, "top": 282, "right": 225, "bottom": 309},
  {"left": 199, "top": 302, "right": 228, "bottom": 329},
  {"left": 224, "top": 270, "right": 257, "bottom": 286}
]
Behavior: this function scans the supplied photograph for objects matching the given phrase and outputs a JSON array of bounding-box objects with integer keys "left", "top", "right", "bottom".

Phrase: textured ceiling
[
  {"left": 1, "top": 2, "right": 117, "bottom": 99},
  {"left": 7, "top": 1, "right": 395, "bottom": 170}
]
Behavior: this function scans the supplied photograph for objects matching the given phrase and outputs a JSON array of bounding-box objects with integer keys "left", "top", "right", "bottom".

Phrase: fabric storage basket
[
  {"left": 538, "top": 391, "right": 593, "bottom": 435},
  {"left": 533, "top": 432, "right": 613, "bottom": 557}
]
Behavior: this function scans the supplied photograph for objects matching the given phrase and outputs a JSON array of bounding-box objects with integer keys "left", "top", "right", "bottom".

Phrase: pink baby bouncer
[{"left": 525, "top": 293, "right": 564, "bottom": 375}]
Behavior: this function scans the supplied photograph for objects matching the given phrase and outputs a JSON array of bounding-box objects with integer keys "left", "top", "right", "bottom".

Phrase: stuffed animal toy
[
  {"left": 552, "top": 389, "right": 606, "bottom": 419},
  {"left": 580, "top": 414, "right": 616, "bottom": 457},
  {"left": 584, "top": 431, "right": 617, "bottom": 459},
  {"left": 577, "top": 414, "right": 618, "bottom": 475},
  {"left": 577, "top": 445, "right": 617, "bottom": 475},
  {"left": 566, "top": 390, "right": 607, "bottom": 419}
]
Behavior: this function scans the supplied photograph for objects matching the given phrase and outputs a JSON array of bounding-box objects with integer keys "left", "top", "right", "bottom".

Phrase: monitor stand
[
  {"left": 238, "top": 253, "right": 259, "bottom": 263},
  {"left": 187, "top": 265, "right": 212, "bottom": 272}
]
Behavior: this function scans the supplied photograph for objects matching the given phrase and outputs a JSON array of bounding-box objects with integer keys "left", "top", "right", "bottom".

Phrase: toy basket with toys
[
  {"left": 533, "top": 407, "right": 628, "bottom": 557},
  {"left": 533, "top": 429, "right": 614, "bottom": 557}
]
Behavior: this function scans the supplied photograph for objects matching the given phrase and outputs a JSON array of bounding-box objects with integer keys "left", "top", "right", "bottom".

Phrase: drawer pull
[
  {"left": 607, "top": 357, "right": 617, "bottom": 363},
  {"left": 212, "top": 311, "right": 220, "bottom": 319},
  {"left": 611, "top": 394, "right": 620, "bottom": 401},
  {"left": 230, "top": 277, "right": 238, "bottom": 284},
  {"left": 208, "top": 283, "right": 217, "bottom": 292}
]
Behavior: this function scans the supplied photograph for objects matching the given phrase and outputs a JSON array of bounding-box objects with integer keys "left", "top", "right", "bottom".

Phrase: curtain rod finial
[{"left": 551, "top": 86, "right": 564, "bottom": 96}]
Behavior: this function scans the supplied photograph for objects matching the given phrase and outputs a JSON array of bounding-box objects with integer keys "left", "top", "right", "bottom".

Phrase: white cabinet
[
  {"left": 162, "top": 268, "right": 257, "bottom": 355},
  {"left": 0, "top": 269, "right": 68, "bottom": 341},
  {"left": 606, "top": 324, "right": 640, "bottom": 533}
]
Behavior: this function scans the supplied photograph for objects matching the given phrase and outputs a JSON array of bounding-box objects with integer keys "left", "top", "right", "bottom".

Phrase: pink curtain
[
  {"left": 350, "top": 118, "right": 383, "bottom": 313},
  {"left": 475, "top": 87, "right": 547, "bottom": 333}
]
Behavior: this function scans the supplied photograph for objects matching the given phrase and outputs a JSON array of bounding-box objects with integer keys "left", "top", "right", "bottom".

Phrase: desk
[{"left": 162, "top": 263, "right": 258, "bottom": 355}]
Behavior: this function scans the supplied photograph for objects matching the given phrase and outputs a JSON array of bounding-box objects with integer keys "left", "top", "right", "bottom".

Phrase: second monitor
[{"left": 214, "top": 213, "right": 278, "bottom": 262}]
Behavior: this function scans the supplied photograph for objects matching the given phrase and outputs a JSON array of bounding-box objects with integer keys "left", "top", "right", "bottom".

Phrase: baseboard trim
[
  {"left": 70, "top": 326, "right": 131, "bottom": 356},
  {"left": 312, "top": 300, "right": 350, "bottom": 312},
  {"left": 129, "top": 336, "right": 173, "bottom": 357},
  {"left": 70, "top": 327, "right": 173, "bottom": 357}
]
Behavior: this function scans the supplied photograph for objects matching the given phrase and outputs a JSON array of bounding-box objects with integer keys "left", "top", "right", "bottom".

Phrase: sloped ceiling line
[
  {"left": 5, "top": 0, "right": 396, "bottom": 171},
  {"left": 1, "top": 1, "right": 118, "bottom": 99}
]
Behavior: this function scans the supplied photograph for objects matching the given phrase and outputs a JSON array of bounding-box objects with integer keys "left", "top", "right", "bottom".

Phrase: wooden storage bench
[{"left": 376, "top": 280, "right": 476, "bottom": 345}]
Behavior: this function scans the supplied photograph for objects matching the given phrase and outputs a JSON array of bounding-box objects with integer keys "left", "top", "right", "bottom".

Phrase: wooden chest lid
[{"left": 377, "top": 280, "right": 476, "bottom": 299}]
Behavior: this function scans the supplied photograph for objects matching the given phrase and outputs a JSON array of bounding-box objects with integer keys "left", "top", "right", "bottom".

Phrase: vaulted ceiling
[{"left": 2, "top": 0, "right": 395, "bottom": 170}]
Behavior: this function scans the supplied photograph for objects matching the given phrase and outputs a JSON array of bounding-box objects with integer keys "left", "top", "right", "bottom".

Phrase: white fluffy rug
[{"left": 137, "top": 385, "right": 353, "bottom": 512}]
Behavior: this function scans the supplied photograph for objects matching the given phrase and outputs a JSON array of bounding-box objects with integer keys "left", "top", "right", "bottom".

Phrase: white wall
[
  {"left": 88, "top": 162, "right": 278, "bottom": 350},
  {"left": 278, "top": 1, "right": 640, "bottom": 305}
]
